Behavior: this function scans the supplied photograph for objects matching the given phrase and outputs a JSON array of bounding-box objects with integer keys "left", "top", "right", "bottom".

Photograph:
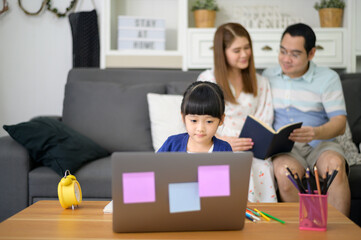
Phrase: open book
[{"left": 239, "top": 115, "right": 302, "bottom": 159}]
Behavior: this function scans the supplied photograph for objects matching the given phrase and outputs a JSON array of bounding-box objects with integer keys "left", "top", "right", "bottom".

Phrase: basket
[
  {"left": 318, "top": 8, "right": 343, "bottom": 27},
  {"left": 193, "top": 10, "right": 216, "bottom": 28}
]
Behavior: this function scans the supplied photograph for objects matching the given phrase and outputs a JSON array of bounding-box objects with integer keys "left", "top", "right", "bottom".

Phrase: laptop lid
[{"left": 112, "top": 152, "right": 252, "bottom": 233}]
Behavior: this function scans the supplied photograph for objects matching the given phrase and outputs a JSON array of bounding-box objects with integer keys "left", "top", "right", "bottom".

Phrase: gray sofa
[{"left": 0, "top": 69, "right": 360, "bottom": 227}]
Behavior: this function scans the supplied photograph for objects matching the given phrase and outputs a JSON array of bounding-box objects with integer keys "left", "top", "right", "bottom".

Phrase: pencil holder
[{"left": 299, "top": 192, "right": 328, "bottom": 231}]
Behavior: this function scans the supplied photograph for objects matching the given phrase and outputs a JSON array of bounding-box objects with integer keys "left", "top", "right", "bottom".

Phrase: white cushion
[{"left": 147, "top": 93, "right": 186, "bottom": 152}]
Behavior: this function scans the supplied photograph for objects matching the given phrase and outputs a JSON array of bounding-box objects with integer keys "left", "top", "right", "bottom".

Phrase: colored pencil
[
  {"left": 246, "top": 210, "right": 261, "bottom": 221},
  {"left": 326, "top": 168, "right": 339, "bottom": 193},
  {"left": 260, "top": 211, "right": 285, "bottom": 224},
  {"left": 246, "top": 212, "right": 260, "bottom": 221},
  {"left": 294, "top": 173, "right": 306, "bottom": 193},
  {"left": 321, "top": 174, "right": 327, "bottom": 195},
  {"left": 314, "top": 166, "right": 322, "bottom": 195},
  {"left": 326, "top": 167, "right": 329, "bottom": 181},
  {"left": 247, "top": 207, "right": 261, "bottom": 216},
  {"left": 286, "top": 172, "right": 300, "bottom": 192},
  {"left": 285, "top": 165, "right": 294, "bottom": 177},
  {"left": 254, "top": 208, "right": 270, "bottom": 221},
  {"left": 245, "top": 212, "right": 256, "bottom": 222},
  {"left": 305, "top": 172, "right": 312, "bottom": 194},
  {"left": 314, "top": 166, "right": 326, "bottom": 224}
]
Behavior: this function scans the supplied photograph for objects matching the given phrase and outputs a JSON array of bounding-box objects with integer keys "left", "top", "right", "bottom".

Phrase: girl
[
  {"left": 158, "top": 81, "right": 232, "bottom": 153},
  {"left": 197, "top": 23, "right": 276, "bottom": 203}
]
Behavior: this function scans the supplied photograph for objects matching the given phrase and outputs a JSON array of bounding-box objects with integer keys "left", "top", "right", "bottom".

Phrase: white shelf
[
  {"left": 107, "top": 50, "right": 182, "bottom": 56},
  {"left": 101, "top": 0, "right": 187, "bottom": 69},
  {"left": 100, "top": 0, "right": 357, "bottom": 72}
]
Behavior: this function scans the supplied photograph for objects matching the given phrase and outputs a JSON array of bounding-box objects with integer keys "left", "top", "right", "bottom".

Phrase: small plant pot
[
  {"left": 193, "top": 10, "right": 216, "bottom": 28},
  {"left": 318, "top": 8, "right": 343, "bottom": 27}
]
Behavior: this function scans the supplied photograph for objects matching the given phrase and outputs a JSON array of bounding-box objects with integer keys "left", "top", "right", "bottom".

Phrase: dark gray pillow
[
  {"left": 62, "top": 81, "right": 166, "bottom": 152},
  {"left": 3, "top": 117, "right": 110, "bottom": 176}
]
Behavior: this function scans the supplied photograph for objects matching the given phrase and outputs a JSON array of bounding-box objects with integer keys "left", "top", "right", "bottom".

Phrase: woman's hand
[{"left": 218, "top": 136, "right": 254, "bottom": 152}]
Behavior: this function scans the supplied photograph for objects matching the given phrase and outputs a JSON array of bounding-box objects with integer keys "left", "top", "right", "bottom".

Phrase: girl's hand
[
  {"left": 219, "top": 136, "right": 254, "bottom": 152},
  {"left": 289, "top": 126, "right": 316, "bottom": 143}
]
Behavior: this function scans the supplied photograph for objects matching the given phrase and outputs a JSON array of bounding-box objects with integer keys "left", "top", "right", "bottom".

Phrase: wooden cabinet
[
  {"left": 187, "top": 29, "right": 215, "bottom": 69},
  {"left": 187, "top": 28, "right": 345, "bottom": 69}
]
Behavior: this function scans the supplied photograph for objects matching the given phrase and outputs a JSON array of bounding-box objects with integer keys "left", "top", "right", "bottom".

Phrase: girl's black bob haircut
[{"left": 181, "top": 81, "right": 225, "bottom": 119}]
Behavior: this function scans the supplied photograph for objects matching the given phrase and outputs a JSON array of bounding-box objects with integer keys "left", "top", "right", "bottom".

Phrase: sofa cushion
[
  {"left": 166, "top": 81, "right": 194, "bottom": 95},
  {"left": 349, "top": 165, "right": 361, "bottom": 199},
  {"left": 341, "top": 75, "right": 361, "bottom": 148},
  {"left": 3, "top": 117, "right": 109, "bottom": 176},
  {"left": 62, "top": 81, "right": 166, "bottom": 152},
  {"left": 147, "top": 93, "right": 186, "bottom": 151},
  {"left": 336, "top": 123, "right": 361, "bottom": 166},
  {"left": 29, "top": 156, "right": 111, "bottom": 204}
]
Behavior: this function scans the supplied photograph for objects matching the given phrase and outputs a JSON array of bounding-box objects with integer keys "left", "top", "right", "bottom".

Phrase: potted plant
[
  {"left": 191, "top": 0, "right": 219, "bottom": 28},
  {"left": 314, "top": 0, "right": 345, "bottom": 27}
]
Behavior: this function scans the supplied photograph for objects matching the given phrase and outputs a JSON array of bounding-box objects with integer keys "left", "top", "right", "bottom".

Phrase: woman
[{"left": 197, "top": 22, "right": 276, "bottom": 202}]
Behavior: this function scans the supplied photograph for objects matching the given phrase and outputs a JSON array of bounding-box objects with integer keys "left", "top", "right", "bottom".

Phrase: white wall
[
  {"left": 0, "top": 0, "right": 101, "bottom": 137},
  {"left": 0, "top": 0, "right": 357, "bottom": 137}
]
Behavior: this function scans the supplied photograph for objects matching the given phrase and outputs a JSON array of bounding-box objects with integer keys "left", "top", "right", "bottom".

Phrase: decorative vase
[
  {"left": 193, "top": 10, "right": 216, "bottom": 28},
  {"left": 318, "top": 8, "right": 343, "bottom": 27}
]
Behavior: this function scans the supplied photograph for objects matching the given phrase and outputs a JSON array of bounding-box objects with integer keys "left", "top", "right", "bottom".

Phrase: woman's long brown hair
[{"left": 213, "top": 23, "right": 258, "bottom": 104}]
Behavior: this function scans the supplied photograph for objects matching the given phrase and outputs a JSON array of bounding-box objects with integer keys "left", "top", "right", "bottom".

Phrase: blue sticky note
[
  {"left": 168, "top": 182, "right": 201, "bottom": 213},
  {"left": 198, "top": 165, "right": 230, "bottom": 197},
  {"left": 122, "top": 172, "right": 155, "bottom": 204}
]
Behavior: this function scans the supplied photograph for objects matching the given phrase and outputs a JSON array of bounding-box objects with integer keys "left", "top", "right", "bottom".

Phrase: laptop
[{"left": 111, "top": 152, "right": 253, "bottom": 233}]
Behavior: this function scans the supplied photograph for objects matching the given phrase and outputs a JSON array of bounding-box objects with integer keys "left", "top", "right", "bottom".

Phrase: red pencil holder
[{"left": 299, "top": 192, "right": 328, "bottom": 231}]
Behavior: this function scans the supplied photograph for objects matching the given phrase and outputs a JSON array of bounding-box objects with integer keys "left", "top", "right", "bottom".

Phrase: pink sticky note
[
  {"left": 198, "top": 165, "right": 230, "bottom": 197},
  {"left": 122, "top": 172, "right": 155, "bottom": 204}
]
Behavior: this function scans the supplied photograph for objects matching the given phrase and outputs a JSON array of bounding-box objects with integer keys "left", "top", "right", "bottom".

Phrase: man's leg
[
  {"left": 273, "top": 154, "right": 305, "bottom": 202},
  {"left": 316, "top": 150, "right": 350, "bottom": 216}
]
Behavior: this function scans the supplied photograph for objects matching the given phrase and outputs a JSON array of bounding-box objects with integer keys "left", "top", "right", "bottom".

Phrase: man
[{"left": 263, "top": 23, "right": 350, "bottom": 216}]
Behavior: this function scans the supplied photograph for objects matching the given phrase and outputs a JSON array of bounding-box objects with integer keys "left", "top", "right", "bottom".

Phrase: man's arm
[{"left": 289, "top": 115, "right": 346, "bottom": 143}]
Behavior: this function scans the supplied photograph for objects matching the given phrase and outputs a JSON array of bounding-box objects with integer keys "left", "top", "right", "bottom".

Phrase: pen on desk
[
  {"left": 247, "top": 207, "right": 261, "bottom": 216},
  {"left": 246, "top": 211, "right": 261, "bottom": 221},
  {"left": 254, "top": 208, "right": 270, "bottom": 221},
  {"left": 245, "top": 212, "right": 256, "bottom": 222},
  {"left": 286, "top": 172, "right": 300, "bottom": 192},
  {"left": 314, "top": 166, "right": 322, "bottom": 195},
  {"left": 260, "top": 211, "right": 285, "bottom": 224}
]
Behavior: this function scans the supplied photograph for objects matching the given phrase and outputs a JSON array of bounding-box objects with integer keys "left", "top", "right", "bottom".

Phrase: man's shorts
[{"left": 278, "top": 140, "right": 348, "bottom": 174}]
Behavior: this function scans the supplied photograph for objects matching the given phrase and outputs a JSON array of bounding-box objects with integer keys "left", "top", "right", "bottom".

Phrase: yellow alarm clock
[{"left": 58, "top": 170, "right": 82, "bottom": 209}]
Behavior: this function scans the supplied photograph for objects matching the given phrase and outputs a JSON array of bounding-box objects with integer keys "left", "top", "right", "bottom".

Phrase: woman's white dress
[{"left": 197, "top": 70, "right": 277, "bottom": 202}]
